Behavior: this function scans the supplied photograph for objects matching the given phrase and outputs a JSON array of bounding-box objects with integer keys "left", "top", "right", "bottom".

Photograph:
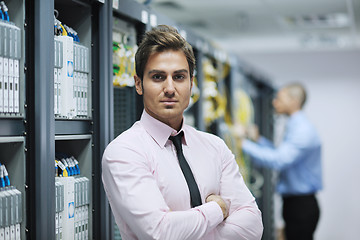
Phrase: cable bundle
[
  {"left": 0, "top": 163, "right": 10, "bottom": 188},
  {"left": 54, "top": 10, "right": 80, "bottom": 42},
  {"left": 55, "top": 153, "right": 81, "bottom": 177},
  {"left": 0, "top": 1, "right": 9, "bottom": 22}
]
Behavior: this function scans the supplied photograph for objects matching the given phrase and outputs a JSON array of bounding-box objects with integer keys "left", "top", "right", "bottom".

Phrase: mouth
[{"left": 161, "top": 99, "right": 178, "bottom": 106}]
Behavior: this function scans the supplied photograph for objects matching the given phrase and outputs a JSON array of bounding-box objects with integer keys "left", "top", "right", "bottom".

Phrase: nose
[{"left": 164, "top": 76, "right": 175, "bottom": 95}]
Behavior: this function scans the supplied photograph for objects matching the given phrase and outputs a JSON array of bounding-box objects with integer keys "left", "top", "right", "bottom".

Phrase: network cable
[
  {"left": 0, "top": 6, "right": 4, "bottom": 20},
  {"left": 56, "top": 153, "right": 81, "bottom": 176},
  {"left": 0, "top": 163, "right": 5, "bottom": 187},
  {"left": 0, "top": 1, "right": 9, "bottom": 21},
  {"left": 56, "top": 159, "right": 69, "bottom": 177},
  {"left": 63, "top": 24, "right": 79, "bottom": 42},
  {"left": 71, "top": 156, "right": 80, "bottom": 175},
  {"left": 2, "top": 164, "right": 10, "bottom": 186}
]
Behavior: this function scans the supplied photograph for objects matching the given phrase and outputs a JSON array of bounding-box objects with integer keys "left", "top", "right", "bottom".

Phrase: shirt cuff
[
  {"left": 198, "top": 201, "right": 223, "bottom": 229},
  {"left": 258, "top": 136, "right": 269, "bottom": 145},
  {"left": 242, "top": 139, "right": 252, "bottom": 152}
]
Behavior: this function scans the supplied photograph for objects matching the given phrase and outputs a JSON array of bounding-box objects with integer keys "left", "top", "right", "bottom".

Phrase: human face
[
  {"left": 272, "top": 88, "right": 292, "bottom": 115},
  {"left": 135, "top": 50, "right": 193, "bottom": 130}
]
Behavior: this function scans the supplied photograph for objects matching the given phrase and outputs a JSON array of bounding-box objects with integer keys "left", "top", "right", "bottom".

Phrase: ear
[
  {"left": 134, "top": 75, "right": 143, "bottom": 95},
  {"left": 190, "top": 76, "right": 194, "bottom": 90}
]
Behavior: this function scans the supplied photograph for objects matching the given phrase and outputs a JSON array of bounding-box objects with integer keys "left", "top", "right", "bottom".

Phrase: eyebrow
[
  {"left": 174, "top": 69, "right": 189, "bottom": 74},
  {"left": 147, "top": 69, "right": 189, "bottom": 75}
]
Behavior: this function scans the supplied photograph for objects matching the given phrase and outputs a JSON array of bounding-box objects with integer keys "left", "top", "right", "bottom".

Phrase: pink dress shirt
[{"left": 102, "top": 110, "right": 263, "bottom": 239}]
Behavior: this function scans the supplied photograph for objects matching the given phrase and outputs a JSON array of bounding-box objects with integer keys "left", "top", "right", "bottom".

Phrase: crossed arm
[{"left": 102, "top": 140, "right": 263, "bottom": 239}]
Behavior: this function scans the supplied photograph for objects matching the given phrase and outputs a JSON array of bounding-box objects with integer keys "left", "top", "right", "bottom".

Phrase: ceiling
[{"left": 142, "top": 0, "right": 360, "bottom": 83}]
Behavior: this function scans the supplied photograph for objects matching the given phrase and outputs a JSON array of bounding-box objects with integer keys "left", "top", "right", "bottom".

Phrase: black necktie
[{"left": 169, "top": 131, "right": 202, "bottom": 207}]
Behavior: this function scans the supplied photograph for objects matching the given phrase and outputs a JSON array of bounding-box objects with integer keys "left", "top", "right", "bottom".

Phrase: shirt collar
[
  {"left": 287, "top": 110, "right": 304, "bottom": 128},
  {"left": 289, "top": 110, "right": 303, "bottom": 121},
  {"left": 140, "top": 110, "right": 188, "bottom": 148}
]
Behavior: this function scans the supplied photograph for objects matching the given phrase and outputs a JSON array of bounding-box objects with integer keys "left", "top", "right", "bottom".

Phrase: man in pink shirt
[{"left": 102, "top": 25, "right": 263, "bottom": 240}]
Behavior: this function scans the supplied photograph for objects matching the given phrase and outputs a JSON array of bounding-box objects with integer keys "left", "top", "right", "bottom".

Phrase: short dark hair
[{"left": 135, "top": 25, "right": 196, "bottom": 80}]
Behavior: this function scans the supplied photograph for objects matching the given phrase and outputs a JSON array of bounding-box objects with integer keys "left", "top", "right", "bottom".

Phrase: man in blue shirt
[{"left": 241, "top": 83, "right": 322, "bottom": 240}]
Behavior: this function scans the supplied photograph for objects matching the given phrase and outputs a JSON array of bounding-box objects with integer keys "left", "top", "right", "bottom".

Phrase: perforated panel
[{"left": 113, "top": 87, "right": 137, "bottom": 137}]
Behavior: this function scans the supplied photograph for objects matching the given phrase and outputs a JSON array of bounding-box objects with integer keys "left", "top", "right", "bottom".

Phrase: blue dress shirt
[{"left": 242, "top": 111, "right": 323, "bottom": 196}]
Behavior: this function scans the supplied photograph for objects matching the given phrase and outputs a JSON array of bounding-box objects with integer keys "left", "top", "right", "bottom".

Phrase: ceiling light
[
  {"left": 299, "top": 33, "right": 351, "bottom": 48},
  {"left": 280, "top": 13, "right": 350, "bottom": 29}
]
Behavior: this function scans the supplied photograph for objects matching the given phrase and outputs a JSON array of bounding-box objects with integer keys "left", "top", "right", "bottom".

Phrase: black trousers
[{"left": 282, "top": 194, "right": 320, "bottom": 240}]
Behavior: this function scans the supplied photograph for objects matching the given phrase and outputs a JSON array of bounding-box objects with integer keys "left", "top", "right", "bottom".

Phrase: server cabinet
[
  {"left": 244, "top": 71, "right": 276, "bottom": 240},
  {"left": 0, "top": 137, "right": 26, "bottom": 239},
  {"left": 0, "top": 0, "right": 27, "bottom": 239},
  {"left": 110, "top": 2, "right": 149, "bottom": 238},
  {"left": 24, "top": 0, "right": 107, "bottom": 239},
  {"left": 225, "top": 59, "right": 276, "bottom": 240},
  {"left": 53, "top": 3, "right": 94, "bottom": 239}
]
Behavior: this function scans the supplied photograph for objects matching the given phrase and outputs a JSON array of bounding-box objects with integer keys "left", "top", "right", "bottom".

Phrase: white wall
[
  {"left": 307, "top": 78, "right": 360, "bottom": 240},
  {"left": 239, "top": 50, "right": 360, "bottom": 240}
]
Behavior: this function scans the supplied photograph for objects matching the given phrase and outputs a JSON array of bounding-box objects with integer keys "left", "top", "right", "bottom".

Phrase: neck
[
  {"left": 173, "top": 119, "right": 183, "bottom": 132},
  {"left": 288, "top": 108, "right": 301, "bottom": 116}
]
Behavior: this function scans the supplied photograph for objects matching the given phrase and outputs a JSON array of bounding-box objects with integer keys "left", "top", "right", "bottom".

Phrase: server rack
[
  {"left": 245, "top": 70, "right": 276, "bottom": 240},
  {"left": 191, "top": 49, "right": 205, "bottom": 130},
  {"left": 110, "top": 13, "right": 145, "bottom": 240},
  {"left": 112, "top": 17, "right": 140, "bottom": 137},
  {"left": 24, "top": 0, "right": 107, "bottom": 239},
  {"left": 0, "top": 137, "right": 26, "bottom": 239},
  {"left": 0, "top": 0, "right": 26, "bottom": 239},
  {"left": 223, "top": 58, "right": 276, "bottom": 240},
  {"left": 1, "top": 0, "right": 276, "bottom": 239}
]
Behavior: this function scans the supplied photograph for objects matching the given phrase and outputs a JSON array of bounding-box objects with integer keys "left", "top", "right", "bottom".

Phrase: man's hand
[
  {"left": 247, "top": 124, "right": 260, "bottom": 142},
  {"left": 206, "top": 194, "right": 229, "bottom": 220},
  {"left": 233, "top": 123, "right": 247, "bottom": 139}
]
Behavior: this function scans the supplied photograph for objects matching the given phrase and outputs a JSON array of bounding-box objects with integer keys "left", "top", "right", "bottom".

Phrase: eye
[
  {"left": 173, "top": 74, "right": 185, "bottom": 81},
  {"left": 151, "top": 74, "right": 165, "bottom": 81}
]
